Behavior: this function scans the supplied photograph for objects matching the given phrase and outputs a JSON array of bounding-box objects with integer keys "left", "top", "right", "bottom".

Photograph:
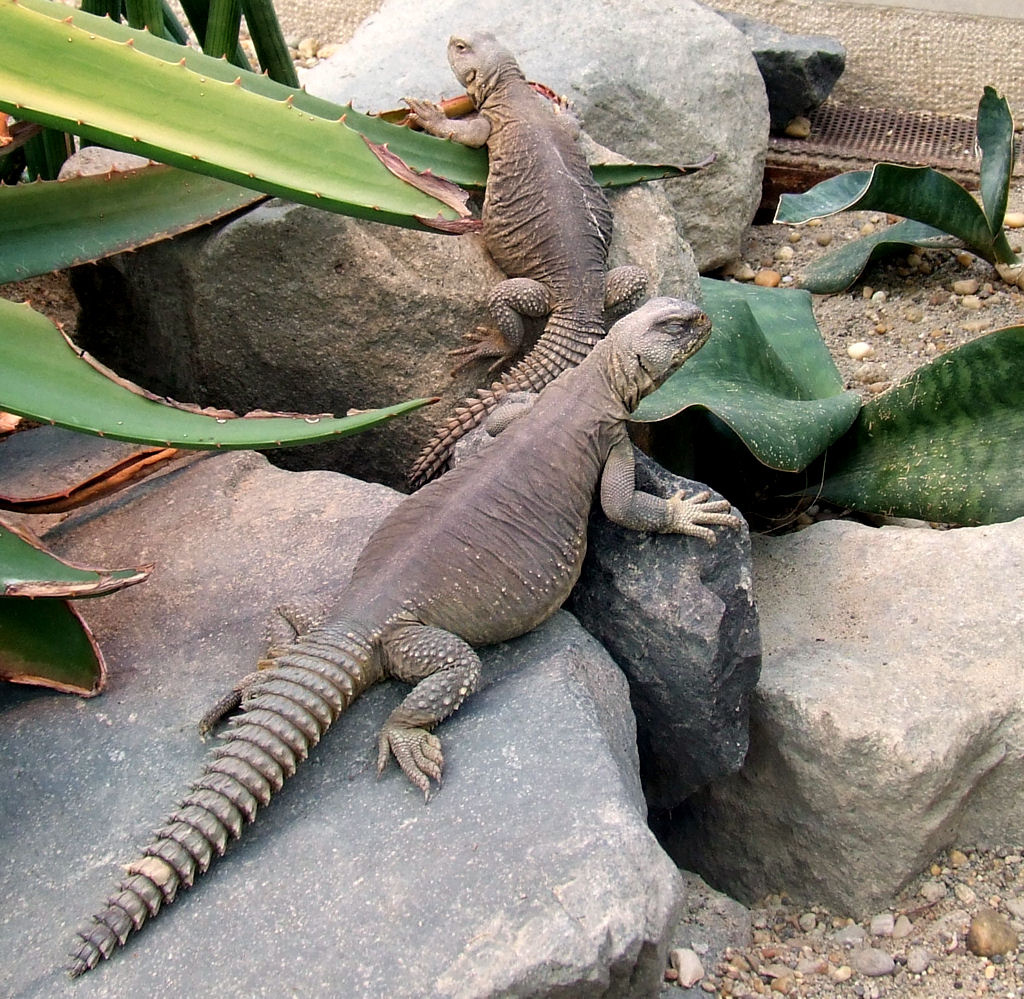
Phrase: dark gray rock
[
  {"left": 0, "top": 450, "right": 684, "bottom": 998},
  {"left": 303, "top": 0, "right": 768, "bottom": 270},
  {"left": 569, "top": 453, "right": 761, "bottom": 811},
  {"left": 715, "top": 10, "right": 845, "bottom": 131},
  {"left": 72, "top": 175, "right": 696, "bottom": 492}
]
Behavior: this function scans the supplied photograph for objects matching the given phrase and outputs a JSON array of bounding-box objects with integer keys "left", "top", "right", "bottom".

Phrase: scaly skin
[
  {"left": 67, "top": 298, "right": 741, "bottom": 977},
  {"left": 406, "top": 32, "right": 647, "bottom": 488}
]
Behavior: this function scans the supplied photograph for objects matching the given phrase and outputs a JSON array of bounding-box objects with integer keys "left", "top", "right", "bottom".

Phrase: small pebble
[
  {"left": 814, "top": 231, "right": 833, "bottom": 247},
  {"left": 784, "top": 115, "right": 811, "bottom": 138},
  {"left": 775, "top": 246, "right": 795, "bottom": 262},
  {"left": 770, "top": 976, "right": 794, "bottom": 994},
  {"left": 961, "top": 320, "right": 989, "bottom": 333},
  {"left": 906, "top": 252, "right": 922, "bottom": 267},
  {"left": 906, "top": 946, "right": 933, "bottom": 974},
  {"left": 754, "top": 269, "right": 781, "bottom": 288},
  {"left": 952, "top": 279, "right": 980, "bottom": 296},
  {"left": 732, "top": 263, "right": 757, "bottom": 282},
  {"left": 850, "top": 947, "right": 896, "bottom": 977},
  {"left": 955, "top": 882, "right": 978, "bottom": 904},
  {"left": 960, "top": 294, "right": 982, "bottom": 310},
  {"left": 892, "top": 914, "right": 913, "bottom": 939},
  {"left": 861, "top": 286, "right": 874, "bottom": 299},
  {"left": 967, "top": 907, "right": 1019, "bottom": 956},
  {"left": 853, "top": 362, "right": 888, "bottom": 384},
  {"left": 1005, "top": 897, "right": 1024, "bottom": 920},
  {"left": 956, "top": 251, "right": 975, "bottom": 267},
  {"left": 920, "top": 879, "right": 947, "bottom": 902},
  {"left": 316, "top": 42, "right": 341, "bottom": 60},
  {"left": 928, "top": 290, "right": 951, "bottom": 306},
  {"left": 830, "top": 965, "right": 853, "bottom": 982},
  {"left": 834, "top": 923, "right": 867, "bottom": 947},
  {"left": 1004, "top": 211, "right": 1024, "bottom": 228},
  {"left": 902, "top": 305, "right": 924, "bottom": 322},
  {"left": 869, "top": 912, "right": 895, "bottom": 937},
  {"left": 296, "top": 36, "right": 320, "bottom": 59},
  {"left": 860, "top": 222, "right": 876, "bottom": 236},
  {"left": 871, "top": 290, "right": 887, "bottom": 303},
  {"left": 787, "top": 231, "right": 802, "bottom": 244},
  {"left": 798, "top": 912, "right": 817, "bottom": 932},
  {"left": 670, "top": 947, "right": 705, "bottom": 987},
  {"left": 847, "top": 341, "right": 875, "bottom": 360},
  {"left": 796, "top": 956, "right": 828, "bottom": 975}
]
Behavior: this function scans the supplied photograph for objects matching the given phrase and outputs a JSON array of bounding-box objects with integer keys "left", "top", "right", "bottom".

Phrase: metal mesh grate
[{"left": 769, "top": 101, "right": 1022, "bottom": 176}]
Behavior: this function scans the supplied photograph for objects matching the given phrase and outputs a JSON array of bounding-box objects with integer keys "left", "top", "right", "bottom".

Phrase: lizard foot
[
  {"left": 666, "top": 489, "right": 743, "bottom": 545},
  {"left": 377, "top": 722, "right": 444, "bottom": 800},
  {"left": 448, "top": 326, "right": 516, "bottom": 376}
]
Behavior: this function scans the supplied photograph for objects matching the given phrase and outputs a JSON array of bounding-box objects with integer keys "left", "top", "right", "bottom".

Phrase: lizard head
[
  {"left": 447, "top": 33, "right": 525, "bottom": 104},
  {"left": 608, "top": 297, "right": 712, "bottom": 408}
]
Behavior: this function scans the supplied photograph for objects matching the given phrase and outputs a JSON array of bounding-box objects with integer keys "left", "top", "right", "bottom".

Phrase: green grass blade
[
  {"left": 0, "top": 299, "right": 435, "bottom": 449},
  {"left": 0, "top": 596, "right": 107, "bottom": 695},
  {"left": 634, "top": 278, "right": 861, "bottom": 471},
  {"left": 0, "top": 165, "right": 263, "bottom": 282},
  {"left": 818, "top": 325, "right": 1024, "bottom": 525},
  {"left": 0, "top": 0, "right": 466, "bottom": 230}
]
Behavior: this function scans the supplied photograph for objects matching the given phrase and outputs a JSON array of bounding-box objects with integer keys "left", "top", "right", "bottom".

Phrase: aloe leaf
[
  {"left": 0, "top": 165, "right": 263, "bottom": 282},
  {"left": 0, "top": 596, "right": 107, "bottom": 695},
  {"left": 634, "top": 278, "right": 861, "bottom": 471},
  {"left": 0, "top": 299, "right": 435, "bottom": 449},
  {"left": 1, "top": 518, "right": 148, "bottom": 597},
  {"left": 816, "top": 325, "right": 1024, "bottom": 525},
  {"left": 124, "top": 0, "right": 164, "bottom": 36},
  {"left": 0, "top": 0, "right": 466, "bottom": 230},
  {"left": 202, "top": 0, "right": 242, "bottom": 61},
  {"left": 976, "top": 86, "right": 1014, "bottom": 238},
  {"left": 796, "top": 218, "right": 954, "bottom": 294},
  {"left": 240, "top": 0, "right": 298, "bottom": 86}
]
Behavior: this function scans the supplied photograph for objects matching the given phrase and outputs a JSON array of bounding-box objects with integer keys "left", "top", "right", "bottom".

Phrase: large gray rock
[
  {"left": 664, "top": 517, "right": 1024, "bottom": 917},
  {"left": 570, "top": 454, "right": 761, "bottom": 811},
  {"left": 715, "top": 10, "right": 845, "bottom": 131},
  {"left": 303, "top": 0, "right": 768, "bottom": 270},
  {"left": 73, "top": 179, "right": 696, "bottom": 491},
  {"left": 0, "top": 449, "right": 684, "bottom": 998}
]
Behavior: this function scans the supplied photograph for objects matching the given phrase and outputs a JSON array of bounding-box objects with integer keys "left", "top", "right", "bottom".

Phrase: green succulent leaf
[
  {"left": 0, "top": 0, "right": 467, "bottom": 230},
  {"left": 0, "top": 165, "right": 263, "bottom": 283},
  {"left": 0, "top": 299, "right": 435, "bottom": 449},
  {"left": 0, "top": 518, "right": 148, "bottom": 598},
  {"left": 816, "top": 325, "right": 1024, "bottom": 525},
  {"left": 0, "top": 595, "right": 107, "bottom": 695},
  {"left": 794, "top": 218, "right": 955, "bottom": 295},
  {"left": 977, "top": 86, "right": 1014, "bottom": 237},
  {"left": 634, "top": 278, "right": 862, "bottom": 471}
]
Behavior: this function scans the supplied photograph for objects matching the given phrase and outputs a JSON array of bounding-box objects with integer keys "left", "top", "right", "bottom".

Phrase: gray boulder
[
  {"left": 0, "top": 448, "right": 683, "bottom": 998},
  {"left": 663, "top": 517, "right": 1024, "bottom": 917},
  {"left": 73, "top": 179, "right": 696, "bottom": 491},
  {"left": 715, "top": 10, "right": 846, "bottom": 132},
  {"left": 303, "top": 0, "right": 768, "bottom": 270},
  {"left": 570, "top": 454, "right": 761, "bottom": 810}
]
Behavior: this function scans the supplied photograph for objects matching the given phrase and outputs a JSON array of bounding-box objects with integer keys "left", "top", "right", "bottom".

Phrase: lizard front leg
[
  {"left": 451, "top": 277, "right": 553, "bottom": 374},
  {"left": 600, "top": 437, "right": 742, "bottom": 544},
  {"left": 604, "top": 265, "right": 648, "bottom": 320},
  {"left": 378, "top": 624, "right": 482, "bottom": 799},
  {"left": 404, "top": 98, "right": 492, "bottom": 147}
]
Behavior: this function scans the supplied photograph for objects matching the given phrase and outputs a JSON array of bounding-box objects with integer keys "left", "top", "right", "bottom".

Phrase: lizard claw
[
  {"left": 666, "top": 489, "right": 743, "bottom": 544},
  {"left": 448, "top": 326, "right": 515, "bottom": 376},
  {"left": 377, "top": 722, "right": 444, "bottom": 799}
]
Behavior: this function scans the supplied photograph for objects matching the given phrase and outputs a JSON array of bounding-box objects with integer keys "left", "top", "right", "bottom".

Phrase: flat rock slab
[
  {"left": 666, "top": 517, "right": 1024, "bottom": 917},
  {"left": 0, "top": 451, "right": 682, "bottom": 998}
]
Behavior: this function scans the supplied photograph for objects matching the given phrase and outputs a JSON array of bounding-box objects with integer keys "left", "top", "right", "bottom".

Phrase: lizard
[
  {"left": 67, "top": 298, "right": 742, "bottom": 977},
  {"left": 405, "top": 31, "right": 648, "bottom": 488}
]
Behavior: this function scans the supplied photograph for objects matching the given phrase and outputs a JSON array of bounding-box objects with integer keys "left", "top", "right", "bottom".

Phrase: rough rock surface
[
  {"left": 302, "top": 0, "right": 768, "bottom": 270},
  {"left": 0, "top": 449, "right": 684, "bottom": 998},
  {"left": 715, "top": 9, "right": 845, "bottom": 131},
  {"left": 72, "top": 180, "right": 696, "bottom": 491},
  {"left": 570, "top": 453, "right": 761, "bottom": 810},
  {"left": 663, "top": 517, "right": 1024, "bottom": 917}
]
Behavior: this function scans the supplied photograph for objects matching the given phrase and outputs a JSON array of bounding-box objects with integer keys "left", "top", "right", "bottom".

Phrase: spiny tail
[
  {"left": 67, "top": 623, "right": 377, "bottom": 978},
  {"left": 408, "top": 313, "right": 604, "bottom": 488}
]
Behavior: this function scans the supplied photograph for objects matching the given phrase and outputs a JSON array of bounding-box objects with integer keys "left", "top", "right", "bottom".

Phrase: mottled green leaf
[
  {"left": 634, "top": 278, "right": 861, "bottom": 471},
  {"left": 818, "top": 325, "right": 1024, "bottom": 525}
]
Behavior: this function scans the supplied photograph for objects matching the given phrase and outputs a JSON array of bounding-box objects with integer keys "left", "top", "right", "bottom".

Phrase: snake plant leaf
[
  {"left": 0, "top": 165, "right": 263, "bottom": 283},
  {"left": 0, "top": 299, "right": 435, "bottom": 449},
  {"left": 1, "top": 517, "right": 149, "bottom": 598},
  {"left": 0, "top": 595, "right": 107, "bottom": 695},
  {"left": 816, "top": 325, "right": 1024, "bottom": 525},
  {"left": 0, "top": 0, "right": 467, "bottom": 230},
  {"left": 633, "top": 278, "right": 862, "bottom": 471},
  {"left": 791, "top": 218, "right": 955, "bottom": 295},
  {"left": 977, "top": 86, "right": 1014, "bottom": 237}
]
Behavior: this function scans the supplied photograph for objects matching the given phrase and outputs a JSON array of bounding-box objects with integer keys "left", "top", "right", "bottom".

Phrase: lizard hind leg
[{"left": 377, "top": 625, "right": 483, "bottom": 799}]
